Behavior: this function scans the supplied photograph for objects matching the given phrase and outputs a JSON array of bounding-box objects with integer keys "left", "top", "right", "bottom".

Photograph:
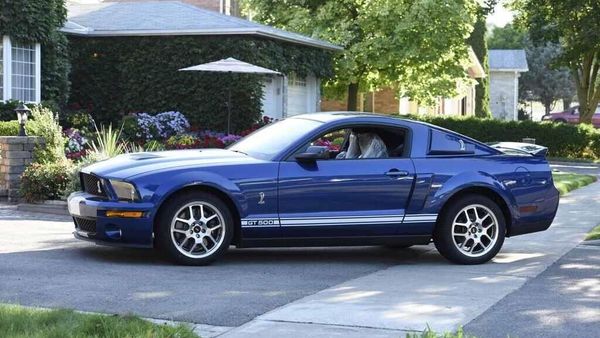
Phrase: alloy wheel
[
  {"left": 451, "top": 204, "right": 499, "bottom": 257},
  {"left": 170, "top": 202, "right": 226, "bottom": 259}
]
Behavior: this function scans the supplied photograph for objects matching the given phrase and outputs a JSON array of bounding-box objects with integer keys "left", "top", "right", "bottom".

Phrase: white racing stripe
[{"left": 241, "top": 214, "right": 438, "bottom": 228}]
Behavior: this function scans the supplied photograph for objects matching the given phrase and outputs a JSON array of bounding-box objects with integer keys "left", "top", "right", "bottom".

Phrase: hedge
[
  {"left": 407, "top": 115, "right": 600, "bottom": 160},
  {"left": 68, "top": 35, "right": 334, "bottom": 132}
]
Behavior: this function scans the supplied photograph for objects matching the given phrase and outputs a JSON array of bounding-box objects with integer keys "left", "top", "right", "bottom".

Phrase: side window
[
  {"left": 429, "top": 129, "right": 475, "bottom": 155},
  {"left": 298, "top": 126, "right": 407, "bottom": 160}
]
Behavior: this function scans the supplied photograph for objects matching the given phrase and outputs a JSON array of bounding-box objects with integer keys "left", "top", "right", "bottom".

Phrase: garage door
[{"left": 287, "top": 74, "right": 309, "bottom": 116}]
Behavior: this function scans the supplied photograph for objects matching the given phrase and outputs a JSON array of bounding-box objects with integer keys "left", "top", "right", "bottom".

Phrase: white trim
[
  {"left": 60, "top": 27, "right": 343, "bottom": 51},
  {"left": 2, "top": 35, "right": 11, "bottom": 102},
  {"left": 35, "top": 43, "right": 41, "bottom": 103},
  {"left": 489, "top": 68, "right": 528, "bottom": 73}
]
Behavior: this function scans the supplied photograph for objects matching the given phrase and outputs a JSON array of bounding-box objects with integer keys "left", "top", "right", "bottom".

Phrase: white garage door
[{"left": 287, "top": 74, "right": 317, "bottom": 117}]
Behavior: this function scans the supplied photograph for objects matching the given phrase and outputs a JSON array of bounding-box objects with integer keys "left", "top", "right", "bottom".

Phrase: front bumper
[{"left": 68, "top": 191, "right": 155, "bottom": 248}]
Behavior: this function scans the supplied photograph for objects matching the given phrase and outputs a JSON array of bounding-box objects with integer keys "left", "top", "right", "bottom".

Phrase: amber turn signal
[{"left": 106, "top": 210, "right": 144, "bottom": 218}]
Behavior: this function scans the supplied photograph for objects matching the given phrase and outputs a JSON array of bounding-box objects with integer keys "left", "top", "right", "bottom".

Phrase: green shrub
[
  {"left": 20, "top": 161, "right": 74, "bottom": 202},
  {"left": 0, "top": 100, "right": 20, "bottom": 121},
  {"left": 0, "top": 121, "right": 19, "bottom": 136},
  {"left": 27, "top": 106, "right": 68, "bottom": 163},
  {"left": 406, "top": 115, "right": 600, "bottom": 160}
]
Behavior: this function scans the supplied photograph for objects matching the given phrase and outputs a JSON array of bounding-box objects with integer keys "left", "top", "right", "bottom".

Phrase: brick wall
[{"left": 0, "top": 136, "right": 45, "bottom": 202}]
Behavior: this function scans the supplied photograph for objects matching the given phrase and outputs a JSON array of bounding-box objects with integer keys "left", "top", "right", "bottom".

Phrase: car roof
[{"left": 289, "top": 112, "right": 422, "bottom": 125}]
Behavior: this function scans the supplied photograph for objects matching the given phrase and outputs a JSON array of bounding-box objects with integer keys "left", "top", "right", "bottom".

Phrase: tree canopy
[
  {"left": 244, "top": 0, "right": 479, "bottom": 110},
  {"left": 512, "top": 0, "right": 600, "bottom": 123}
]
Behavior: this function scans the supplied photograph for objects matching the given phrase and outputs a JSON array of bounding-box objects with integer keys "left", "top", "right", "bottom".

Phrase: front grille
[
  {"left": 81, "top": 173, "right": 107, "bottom": 197},
  {"left": 74, "top": 217, "right": 97, "bottom": 233}
]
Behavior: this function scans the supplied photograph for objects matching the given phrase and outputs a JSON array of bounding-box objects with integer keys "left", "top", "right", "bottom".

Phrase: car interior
[{"left": 309, "top": 126, "right": 407, "bottom": 159}]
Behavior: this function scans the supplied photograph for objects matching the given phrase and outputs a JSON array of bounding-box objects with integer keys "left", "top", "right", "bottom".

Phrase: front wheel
[
  {"left": 156, "top": 191, "right": 233, "bottom": 265},
  {"left": 434, "top": 195, "right": 506, "bottom": 264}
]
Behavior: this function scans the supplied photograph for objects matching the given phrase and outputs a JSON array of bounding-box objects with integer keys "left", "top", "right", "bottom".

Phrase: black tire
[
  {"left": 433, "top": 194, "right": 506, "bottom": 265},
  {"left": 156, "top": 191, "right": 234, "bottom": 265}
]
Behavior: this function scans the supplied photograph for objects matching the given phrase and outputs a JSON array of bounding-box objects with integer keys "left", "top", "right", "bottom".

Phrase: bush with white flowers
[{"left": 135, "top": 111, "right": 190, "bottom": 141}]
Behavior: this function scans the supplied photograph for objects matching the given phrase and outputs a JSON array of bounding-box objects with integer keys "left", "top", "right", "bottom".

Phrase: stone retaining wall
[{"left": 0, "top": 136, "right": 45, "bottom": 202}]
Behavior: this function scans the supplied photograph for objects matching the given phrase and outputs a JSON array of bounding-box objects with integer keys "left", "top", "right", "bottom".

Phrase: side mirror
[{"left": 295, "top": 146, "right": 329, "bottom": 163}]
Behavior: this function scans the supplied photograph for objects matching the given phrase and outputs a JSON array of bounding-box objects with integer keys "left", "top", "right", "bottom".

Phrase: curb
[{"left": 17, "top": 201, "right": 69, "bottom": 216}]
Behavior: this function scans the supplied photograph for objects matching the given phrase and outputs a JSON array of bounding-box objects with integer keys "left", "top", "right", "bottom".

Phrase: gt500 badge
[{"left": 245, "top": 219, "right": 277, "bottom": 226}]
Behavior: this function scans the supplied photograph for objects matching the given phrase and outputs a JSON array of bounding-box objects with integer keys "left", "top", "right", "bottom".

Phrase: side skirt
[{"left": 237, "top": 235, "right": 431, "bottom": 248}]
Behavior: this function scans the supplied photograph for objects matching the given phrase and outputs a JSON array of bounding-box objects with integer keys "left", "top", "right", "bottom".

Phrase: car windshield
[{"left": 229, "top": 118, "right": 323, "bottom": 160}]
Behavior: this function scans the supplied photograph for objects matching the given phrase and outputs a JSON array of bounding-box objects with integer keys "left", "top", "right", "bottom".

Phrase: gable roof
[
  {"left": 489, "top": 49, "right": 529, "bottom": 72},
  {"left": 62, "top": 1, "right": 342, "bottom": 51}
]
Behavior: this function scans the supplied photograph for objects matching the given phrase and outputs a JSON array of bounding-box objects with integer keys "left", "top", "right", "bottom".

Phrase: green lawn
[
  {"left": 0, "top": 304, "right": 198, "bottom": 338},
  {"left": 552, "top": 171, "right": 597, "bottom": 195},
  {"left": 407, "top": 327, "right": 474, "bottom": 338},
  {"left": 586, "top": 224, "right": 600, "bottom": 241}
]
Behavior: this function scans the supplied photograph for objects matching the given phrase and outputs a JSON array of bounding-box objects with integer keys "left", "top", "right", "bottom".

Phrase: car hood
[{"left": 81, "top": 149, "right": 264, "bottom": 180}]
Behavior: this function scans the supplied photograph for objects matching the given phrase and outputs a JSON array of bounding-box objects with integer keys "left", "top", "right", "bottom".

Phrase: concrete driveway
[
  {"left": 1, "top": 179, "right": 599, "bottom": 337},
  {"left": 0, "top": 205, "right": 412, "bottom": 327}
]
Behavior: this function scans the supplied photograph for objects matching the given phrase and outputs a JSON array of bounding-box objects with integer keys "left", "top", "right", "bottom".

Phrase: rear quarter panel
[{"left": 410, "top": 155, "right": 558, "bottom": 236}]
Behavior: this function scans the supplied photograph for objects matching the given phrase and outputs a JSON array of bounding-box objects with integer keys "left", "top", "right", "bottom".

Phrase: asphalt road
[
  {"left": 0, "top": 205, "right": 417, "bottom": 327},
  {"left": 464, "top": 244, "right": 600, "bottom": 338},
  {"left": 550, "top": 161, "right": 600, "bottom": 177}
]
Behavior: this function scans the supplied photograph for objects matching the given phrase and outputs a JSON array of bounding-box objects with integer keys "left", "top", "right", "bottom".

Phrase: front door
[{"left": 277, "top": 126, "right": 415, "bottom": 238}]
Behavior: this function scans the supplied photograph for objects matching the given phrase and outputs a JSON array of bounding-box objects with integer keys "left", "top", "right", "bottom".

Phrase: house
[
  {"left": 488, "top": 49, "right": 528, "bottom": 120},
  {"left": 62, "top": 1, "right": 340, "bottom": 124},
  {"left": 320, "top": 48, "right": 485, "bottom": 116}
]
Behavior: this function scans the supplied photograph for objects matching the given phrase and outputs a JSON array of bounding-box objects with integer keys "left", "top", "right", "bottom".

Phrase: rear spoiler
[{"left": 489, "top": 142, "right": 549, "bottom": 157}]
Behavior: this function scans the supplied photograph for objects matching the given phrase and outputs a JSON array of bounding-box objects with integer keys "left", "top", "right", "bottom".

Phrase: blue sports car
[{"left": 67, "top": 113, "right": 559, "bottom": 265}]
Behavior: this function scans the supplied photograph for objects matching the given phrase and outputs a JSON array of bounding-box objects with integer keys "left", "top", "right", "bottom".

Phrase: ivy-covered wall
[
  {"left": 0, "top": 0, "right": 70, "bottom": 105},
  {"left": 68, "top": 35, "right": 333, "bottom": 132}
]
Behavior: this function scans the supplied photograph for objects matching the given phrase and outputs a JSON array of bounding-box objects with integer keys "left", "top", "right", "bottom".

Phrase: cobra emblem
[{"left": 258, "top": 192, "right": 265, "bottom": 205}]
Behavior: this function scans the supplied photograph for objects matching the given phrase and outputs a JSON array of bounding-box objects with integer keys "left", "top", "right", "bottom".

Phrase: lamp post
[{"left": 15, "top": 103, "right": 30, "bottom": 137}]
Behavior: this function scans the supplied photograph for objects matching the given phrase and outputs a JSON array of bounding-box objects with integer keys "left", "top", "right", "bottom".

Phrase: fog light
[{"left": 106, "top": 210, "right": 144, "bottom": 218}]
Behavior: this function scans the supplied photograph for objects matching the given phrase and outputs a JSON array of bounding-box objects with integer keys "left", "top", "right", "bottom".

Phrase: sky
[{"left": 487, "top": 0, "right": 515, "bottom": 27}]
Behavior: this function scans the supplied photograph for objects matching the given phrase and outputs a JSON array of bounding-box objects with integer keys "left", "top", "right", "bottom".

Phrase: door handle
[{"left": 385, "top": 169, "right": 409, "bottom": 177}]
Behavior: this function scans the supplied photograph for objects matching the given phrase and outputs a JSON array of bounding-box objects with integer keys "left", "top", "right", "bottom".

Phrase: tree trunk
[
  {"left": 347, "top": 82, "right": 359, "bottom": 111},
  {"left": 572, "top": 52, "right": 600, "bottom": 124},
  {"left": 563, "top": 98, "right": 572, "bottom": 111}
]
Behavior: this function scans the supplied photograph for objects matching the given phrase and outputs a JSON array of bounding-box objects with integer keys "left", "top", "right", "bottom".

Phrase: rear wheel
[
  {"left": 434, "top": 194, "right": 505, "bottom": 264},
  {"left": 156, "top": 191, "right": 233, "bottom": 265}
]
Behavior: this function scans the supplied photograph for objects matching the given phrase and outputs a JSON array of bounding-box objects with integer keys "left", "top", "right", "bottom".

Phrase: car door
[{"left": 277, "top": 125, "right": 415, "bottom": 238}]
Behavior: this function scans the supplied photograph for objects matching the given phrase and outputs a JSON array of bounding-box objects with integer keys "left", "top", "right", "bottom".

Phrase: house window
[
  {"left": 288, "top": 73, "right": 306, "bottom": 87},
  {"left": 1, "top": 36, "right": 41, "bottom": 103},
  {"left": 11, "top": 42, "right": 36, "bottom": 102}
]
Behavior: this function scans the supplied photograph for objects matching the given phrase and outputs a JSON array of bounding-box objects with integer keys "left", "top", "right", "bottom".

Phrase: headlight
[{"left": 109, "top": 180, "right": 139, "bottom": 202}]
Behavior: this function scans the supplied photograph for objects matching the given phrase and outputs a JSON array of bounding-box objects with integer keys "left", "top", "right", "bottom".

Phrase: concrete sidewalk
[
  {"left": 464, "top": 243, "right": 600, "bottom": 338},
  {"left": 221, "top": 182, "right": 600, "bottom": 337}
]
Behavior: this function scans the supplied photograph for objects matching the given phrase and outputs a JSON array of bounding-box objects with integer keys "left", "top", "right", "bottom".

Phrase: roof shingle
[
  {"left": 489, "top": 49, "right": 528, "bottom": 72},
  {"left": 63, "top": 1, "right": 342, "bottom": 51}
]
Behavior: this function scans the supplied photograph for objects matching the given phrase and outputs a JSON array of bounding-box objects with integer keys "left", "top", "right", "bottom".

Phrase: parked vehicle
[
  {"left": 541, "top": 105, "right": 600, "bottom": 127},
  {"left": 68, "top": 113, "right": 559, "bottom": 265}
]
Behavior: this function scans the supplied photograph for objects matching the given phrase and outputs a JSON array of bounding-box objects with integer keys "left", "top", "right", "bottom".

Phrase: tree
[
  {"left": 520, "top": 42, "right": 576, "bottom": 114},
  {"left": 243, "top": 0, "right": 478, "bottom": 111},
  {"left": 467, "top": 14, "right": 491, "bottom": 117},
  {"left": 487, "top": 24, "right": 526, "bottom": 49},
  {"left": 512, "top": 0, "right": 600, "bottom": 123}
]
